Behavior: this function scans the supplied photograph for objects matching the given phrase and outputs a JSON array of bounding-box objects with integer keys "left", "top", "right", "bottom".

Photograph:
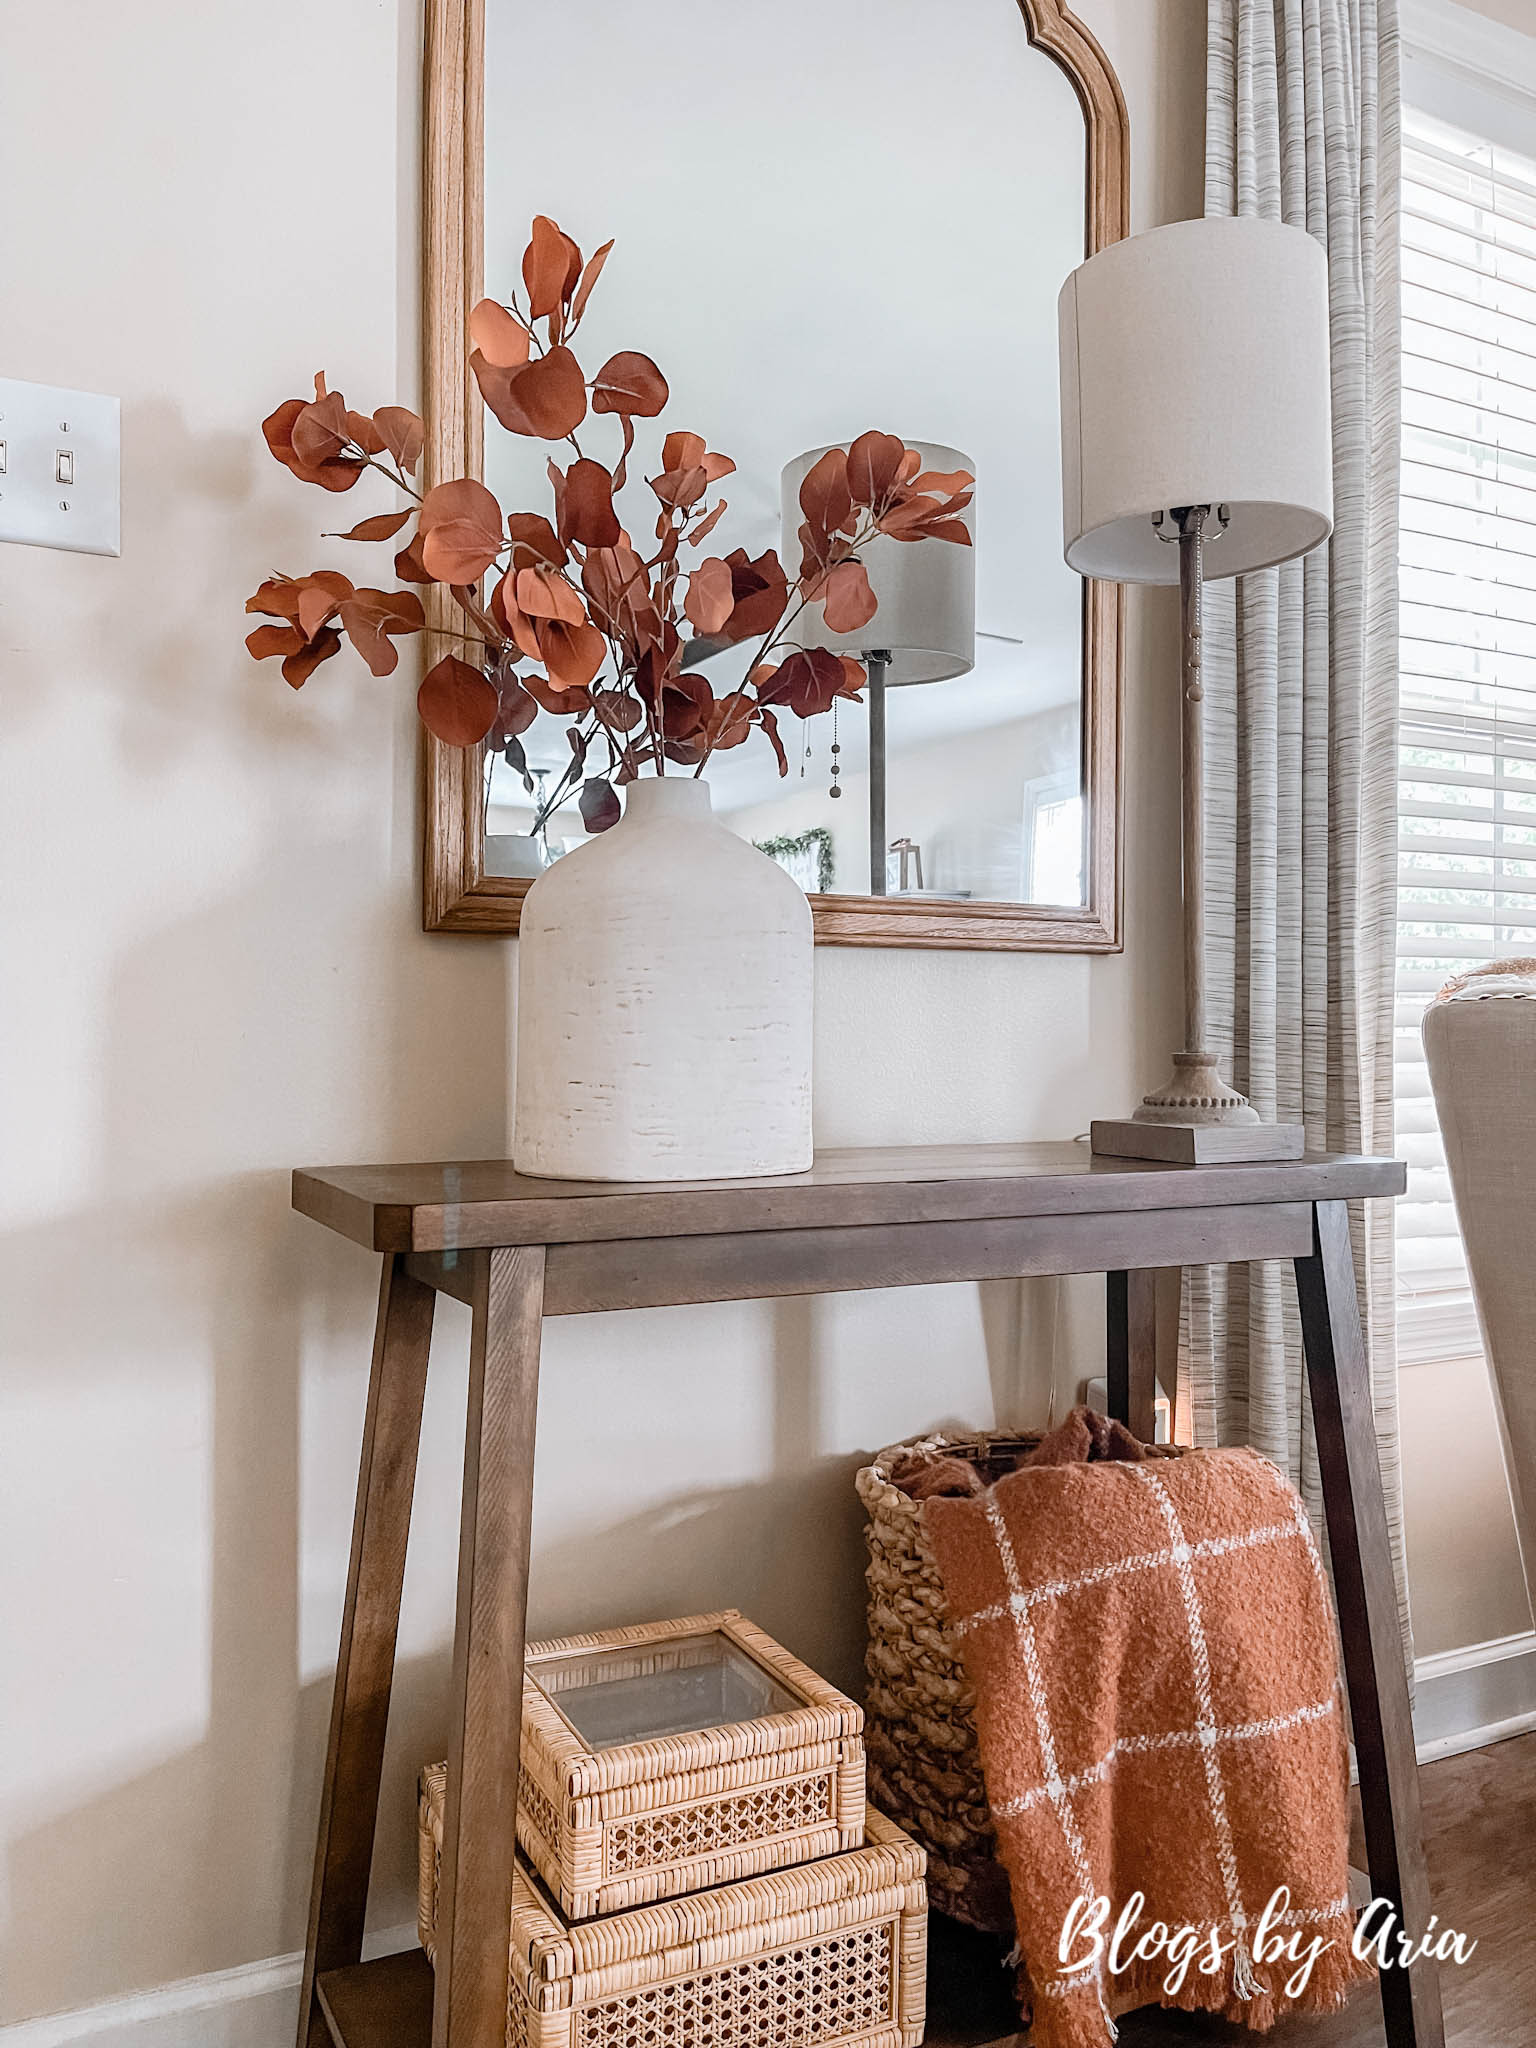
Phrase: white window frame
[{"left": 1396, "top": 0, "right": 1536, "bottom": 1369}]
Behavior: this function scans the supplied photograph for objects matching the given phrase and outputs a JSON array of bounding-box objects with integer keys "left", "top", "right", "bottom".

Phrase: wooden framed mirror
[{"left": 421, "top": 0, "right": 1127, "bottom": 949}]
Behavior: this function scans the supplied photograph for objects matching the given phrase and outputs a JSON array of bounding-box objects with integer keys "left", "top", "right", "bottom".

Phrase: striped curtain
[{"left": 1191, "top": 0, "right": 1411, "bottom": 1659}]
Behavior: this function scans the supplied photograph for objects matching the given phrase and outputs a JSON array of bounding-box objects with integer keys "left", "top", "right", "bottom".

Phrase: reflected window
[{"left": 1023, "top": 774, "right": 1083, "bottom": 907}]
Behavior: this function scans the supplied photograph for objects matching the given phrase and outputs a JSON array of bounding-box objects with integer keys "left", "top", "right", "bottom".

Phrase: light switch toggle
[{"left": 55, "top": 450, "right": 74, "bottom": 486}]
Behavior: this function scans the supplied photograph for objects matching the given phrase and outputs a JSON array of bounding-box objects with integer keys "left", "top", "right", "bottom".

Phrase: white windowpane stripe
[{"left": 1396, "top": 109, "right": 1536, "bottom": 1367}]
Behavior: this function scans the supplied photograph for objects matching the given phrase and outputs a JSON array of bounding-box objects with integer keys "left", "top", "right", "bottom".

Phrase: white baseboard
[
  {"left": 10, "top": 1631, "right": 1536, "bottom": 2048},
  {"left": 0, "top": 1927, "right": 416, "bottom": 2048},
  {"left": 1414, "top": 1626, "right": 1536, "bottom": 1763}
]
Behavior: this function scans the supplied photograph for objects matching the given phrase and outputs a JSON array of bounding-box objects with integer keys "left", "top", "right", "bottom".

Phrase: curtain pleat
[{"left": 1194, "top": 0, "right": 1409, "bottom": 1664}]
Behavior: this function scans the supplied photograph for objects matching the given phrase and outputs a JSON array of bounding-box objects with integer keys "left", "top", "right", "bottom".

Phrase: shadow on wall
[{"left": 2, "top": 805, "right": 509, "bottom": 2017}]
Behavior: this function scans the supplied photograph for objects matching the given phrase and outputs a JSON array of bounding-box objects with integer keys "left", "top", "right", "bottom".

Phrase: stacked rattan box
[{"left": 418, "top": 1609, "right": 927, "bottom": 2048}]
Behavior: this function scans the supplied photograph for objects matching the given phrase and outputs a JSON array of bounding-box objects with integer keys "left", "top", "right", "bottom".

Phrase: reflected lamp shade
[
  {"left": 1058, "top": 217, "right": 1333, "bottom": 584},
  {"left": 779, "top": 440, "right": 976, "bottom": 685}
]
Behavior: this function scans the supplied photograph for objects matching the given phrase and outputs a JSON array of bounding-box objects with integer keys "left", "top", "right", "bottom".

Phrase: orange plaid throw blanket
[{"left": 922, "top": 1417, "right": 1371, "bottom": 2046}]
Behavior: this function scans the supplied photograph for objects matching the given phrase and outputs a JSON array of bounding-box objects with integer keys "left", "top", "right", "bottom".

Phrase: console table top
[{"left": 293, "top": 1141, "right": 1405, "bottom": 1253}]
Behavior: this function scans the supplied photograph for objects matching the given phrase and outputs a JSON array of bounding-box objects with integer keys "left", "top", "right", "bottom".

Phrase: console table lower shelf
[{"left": 291, "top": 1142, "right": 1443, "bottom": 2048}]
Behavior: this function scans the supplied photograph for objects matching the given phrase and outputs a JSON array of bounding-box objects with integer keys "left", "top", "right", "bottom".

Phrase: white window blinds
[{"left": 1396, "top": 102, "right": 1536, "bottom": 1365}]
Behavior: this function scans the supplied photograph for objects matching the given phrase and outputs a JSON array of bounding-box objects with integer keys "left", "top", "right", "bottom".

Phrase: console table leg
[
  {"left": 1105, "top": 1268, "right": 1158, "bottom": 1441},
  {"left": 431, "top": 1246, "right": 546, "bottom": 2048},
  {"left": 1295, "top": 1200, "right": 1444, "bottom": 2048},
  {"left": 298, "top": 1255, "right": 435, "bottom": 2048}
]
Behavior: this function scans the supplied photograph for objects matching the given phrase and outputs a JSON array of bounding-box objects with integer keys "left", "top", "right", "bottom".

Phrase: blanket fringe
[{"left": 1025, "top": 1913, "right": 1375, "bottom": 2048}]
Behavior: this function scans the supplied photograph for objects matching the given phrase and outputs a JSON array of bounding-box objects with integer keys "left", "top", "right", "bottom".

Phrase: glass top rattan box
[{"left": 476, "top": 1610, "right": 867, "bottom": 1920}]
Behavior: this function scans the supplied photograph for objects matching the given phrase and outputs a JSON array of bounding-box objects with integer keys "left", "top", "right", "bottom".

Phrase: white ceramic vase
[{"left": 513, "top": 778, "right": 814, "bottom": 1181}]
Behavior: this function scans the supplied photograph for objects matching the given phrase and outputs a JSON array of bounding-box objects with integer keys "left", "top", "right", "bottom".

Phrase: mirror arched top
[{"left": 421, "top": 0, "right": 1128, "bottom": 951}]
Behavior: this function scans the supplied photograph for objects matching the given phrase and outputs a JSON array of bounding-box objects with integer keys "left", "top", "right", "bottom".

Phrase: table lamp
[
  {"left": 1058, "top": 216, "right": 1333, "bottom": 1161},
  {"left": 781, "top": 440, "right": 976, "bottom": 895}
]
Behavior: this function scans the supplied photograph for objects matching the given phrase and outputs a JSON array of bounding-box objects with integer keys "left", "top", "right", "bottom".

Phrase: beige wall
[
  {"left": 14, "top": 0, "right": 1518, "bottom": 2027},
  {"left": 1454, "top": 0, "right": 1535, "bottom": 32},
  {"left": 0, "top": 0, "right": 1192, "bottom": 2015}
]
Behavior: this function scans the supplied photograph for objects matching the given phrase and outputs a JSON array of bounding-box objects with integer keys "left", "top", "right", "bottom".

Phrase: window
[
  {"left": 1022, "top": 774, "right": 1083, "bottom": 906},
  {"left": 1395, "top": 99, "right": 1536, "bottom": 1366}
]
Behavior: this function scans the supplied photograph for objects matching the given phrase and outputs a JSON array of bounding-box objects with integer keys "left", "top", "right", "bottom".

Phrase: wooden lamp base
[
  {"left": 1092, "top": 1051, "right": 1305, "bottom": 1162},
  {"left": 1091, "top": 1118, "right": 1306, "bottom": 1163}
]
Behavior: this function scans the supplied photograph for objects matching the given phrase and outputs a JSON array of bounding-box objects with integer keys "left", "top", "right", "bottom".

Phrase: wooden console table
[{"left": 291, "top": 1143, "right": 1443, "bottom": 2048}]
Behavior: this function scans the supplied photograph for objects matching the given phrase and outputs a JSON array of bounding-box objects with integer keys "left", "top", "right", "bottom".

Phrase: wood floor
[{"left": 928, "top": 1731, "right": 1536, "bottom": 2047}]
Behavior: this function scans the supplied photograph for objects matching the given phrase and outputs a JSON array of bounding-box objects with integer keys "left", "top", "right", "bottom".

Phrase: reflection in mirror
[{"left": 480, "top": 0, "right": 1087, "bottom": 908}]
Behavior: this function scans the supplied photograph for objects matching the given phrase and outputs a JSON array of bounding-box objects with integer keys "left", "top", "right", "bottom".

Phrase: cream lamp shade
[
  {"left": 779, "top": 440, "right": 977, "bottom": 684},
  {"left": 1058, "top": 216, "right": 1334, "bottom": 584}
]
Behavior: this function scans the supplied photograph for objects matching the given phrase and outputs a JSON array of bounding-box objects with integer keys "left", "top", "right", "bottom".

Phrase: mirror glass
[{"left": 481, "top": 0, "right": 1087, "bottom": 907}]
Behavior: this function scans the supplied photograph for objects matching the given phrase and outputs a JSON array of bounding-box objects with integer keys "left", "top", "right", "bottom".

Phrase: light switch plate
[{"left": 0, "top": 376, "right": 120, "bottom": 557}]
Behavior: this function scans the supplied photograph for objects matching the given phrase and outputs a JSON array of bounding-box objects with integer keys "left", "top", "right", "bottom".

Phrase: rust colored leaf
[
  {"left": 756, "top": 646, "right": 845, "bottom": 718},
  {"left": 282, "top": 625, "right": 342, "bottom": 688},
  {"left": 337, "top": 588, "right": 427, "bottom": 676},
  {"left": 590, "top": 351, "right": 668, "bottom": 418},
  {"left": 579, "top": 777, "right": 621, "bottom": 833},
  {"left": 539, "top": 618, "right": 606, "bottom": 692},
  {"left": 846, "top": 431, "right": 908, "bottom": 511},
  {"left": 469, "top": 298, "right": 531, "bottom": 370},
  {"left": 613, "top": 412, "right": 636, "bottom": 491},
  {"left": 475, "top": 345, "right": 588, "bottom": 439},
  {"left": 820, "top": 559, "right": 877, "bottom": 635},
  {"left": 289, "top": 570, "right": 355, "bottom": 640},
  {"left": 686, "top": 498, "right": 728, "bottom": 548},
  {"left": 374, "top": 406, "right": 425, "bottom": 474},
  {"left": 394, "top": 530, "right": 433, "bottom": 583},
  {"left": 345, "top": 411, "right": 386, "bottom": 456},
  {"left": 523, "top": 216, "right": 583, "bottom": 321},
  {"left": 657, "top": 431, "right": 733, "bottom": 502},
  {"left": 661, "top": 669, "right": 712, "bottom": 739},
  {"left": 418, "top": 478, "right": 505, "bottom": 583},
  {"left": 262, "top": 395, "right": 363, "bottom": 492},
  {"left": 245, "top": 616, "right": 343, "bottom": 689},
  {"left": 245, "top": 622, "right": 304, "bottom": 662},
  {"left": 798, "top": 447, "right": 852, "bottom": 538},
  {"left": 717, "top": 547, "right": 789, "bottom": 646},
  {"left": 911, "top": 468, "right": 974, "bottom": 497},
  {"left": 507, "top": 512, "right": 563, "bottom": 566},
  {"left": 558, "top": 457, "right": 620, "bottom": 548},
  {"left": 756, "top": 704, "right": 789, "bottom": 776},
  {"left": 684, "top": 556, "right": 734, "bottom": 636},
  {"left": 876, "top": 493, "right": 944, "bottom": 540},
  {"left": 245, "top": 577, "right": 302, "bottom": 622},
  {"left": 662, "top": 430, "right": 706, "bottom": 474},
  {"left": 326, "top": 508, "right": 413, "bottom": 543},
  {"left": 489, "top": 570, "right": 539, "bottom": 662},
  {"left": 701, "top": 690, "right": 755, "bottom": 752},
  {"left": 836, "top": 654, "right": 867, "bottom": 696},
  {"left": 651, "top": 462, "right": 708, "bottom": 512},
  {"left": 515, "top": 564, "right": 585, "bottom": 625},
  {"left": 492, "top": 680, "right": 539, "bottom": 741},
  {"left": 520, "top": 668, "right": 588, "bottom": 715},
  {"left": 290, "top": 388, "right": 353, "bottom": 471},
  {"left": 570, "top": 239, "right": 614, "bottom": 325},
  {"left": 592, "top": 688, "right": 643, "bottom": 731},
  {"left": 418, "top": 653, "right": 500, "bottom": 746},
  {"left": 919, "top": 517, "right": 972, "bottom": 546}
]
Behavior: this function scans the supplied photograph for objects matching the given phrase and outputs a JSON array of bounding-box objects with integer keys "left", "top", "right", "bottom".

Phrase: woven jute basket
[
  {"left": 857, "top": 1431, "right": 1040, "bottom": 1935},
  {"left": 858, "top": 1426, "right": 1186, "bottom": 1937}
]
